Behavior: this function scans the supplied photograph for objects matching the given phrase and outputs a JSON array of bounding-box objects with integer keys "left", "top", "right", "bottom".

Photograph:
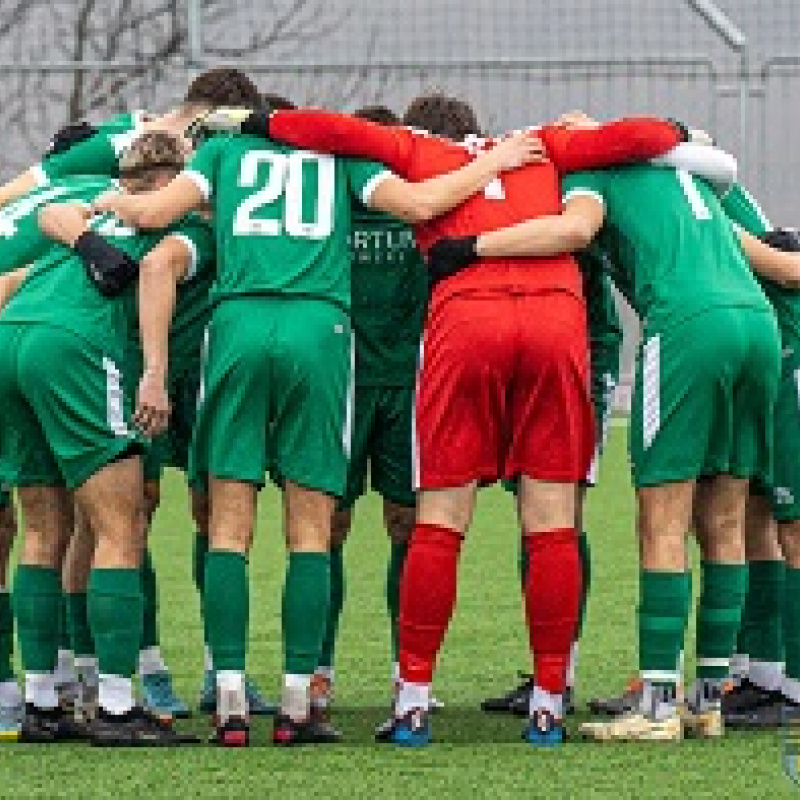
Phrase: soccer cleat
[
  {"left": 378, "top": 708, "right": 432, "bottom": 747},
  {"left": 587, "top": 677, "right": 644, "bottom": 717},
  {"left": 725, "top": 694, "right": 800, "bottom": 729},
  {"left": 682, "top": 705, "right": 724, "bottom": 738},
  {"left": 271, "top": 713, "right": 342, "bottom": 746},
  {"left": 579, "top": 711, "right": 682, "bottom": 742},
  {"left": 198, "top": 671, "right": 277, "bottom": 716},
  {"left": 0, "top": 702, "right": 23, "bottom": 742},
  {"left": 74, "top": 681, "right": 99, "bottom": 724},
  {"left": 523, "top": 708, "right": 565, "bottom": 747},
  {"left": 721, "top": 678, "right": 774, "bottom": 720},
  {"left": 481, "top": 673, "right": 535, "bottom": 716},
  {"left": 19, "top": 703, "right": 87, "bottom": 743},
  {"left": 91, "top": 706, "right": 199, "bottom": 747},
  {"left": 211, "top": 716, "right": 250, "bottom": 747},
  {"left": 141, "top": 671, "right": 190, "bottom": 719}
]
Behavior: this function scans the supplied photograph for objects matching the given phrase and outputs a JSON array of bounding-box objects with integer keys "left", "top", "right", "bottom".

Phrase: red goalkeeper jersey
[{"left": 267, "top": 111, "right": 682, "bottom": 306}]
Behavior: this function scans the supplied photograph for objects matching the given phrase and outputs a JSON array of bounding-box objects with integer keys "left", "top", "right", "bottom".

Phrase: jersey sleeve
[
  {"left": 720, "top": 183, "right": 773, "bottom": 236},
  {"left": 562, "top": 170, "right": 608, "bottom": 210},
  {"left": 164, "top": 215, "right": 215, "bottom": 282},
  {"left": 540, "top": 117, "right": 682, "bottom": 174},
  {"left": 33, "top": 133, "right": 120, "bottom": 183},
  {"left": 345, "top": 159, "right": 393, "bottom": 207},
  {"left": 268, "top": 110, "right": 415, "bottom": 177},
  {"left": 183, "top": 138, "right": 222, "bottom": 201}
]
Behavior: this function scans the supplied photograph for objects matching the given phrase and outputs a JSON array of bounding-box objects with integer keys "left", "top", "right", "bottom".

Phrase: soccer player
[
  {"left": 92, "top": 120, "right": 540, "bottom": 746},
  {"left": 428, "top": 153, "right": 785, "bottom": 742},
  {"left": 191, "top": 96, "right": 690, "bottom": 746},
  {"left": 0, "top": 68, "right": 277, "bottom": 718},
  {"left": 0, "top": 132, "right": 214, "bottom": 745}
]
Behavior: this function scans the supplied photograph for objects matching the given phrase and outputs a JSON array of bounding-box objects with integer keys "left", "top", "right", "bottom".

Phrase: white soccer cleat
[{"left": 579, "top": 711, "right": 683, "bottom": 742}]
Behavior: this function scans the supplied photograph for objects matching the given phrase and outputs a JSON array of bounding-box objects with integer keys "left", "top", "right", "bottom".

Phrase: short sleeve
[
  {"left": 720, "top": 183, "right": 772, "bottom": 236},
  {"left": 184, "top": 139, "right": 222, "bottom": 201},
  {"left": 37, "top": 134, "right": 120, "bottom": 182},
  {"left": 165, "top": 215, "right": 215, "bottom": 282},
  {"left": 345, "top": 159, "right": 393, "bottom": 206},
  {"left": 561, "top": 170, "right": 607, "bottom": 210}
]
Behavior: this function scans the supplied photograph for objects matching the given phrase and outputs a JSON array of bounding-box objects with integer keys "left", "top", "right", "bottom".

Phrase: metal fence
[{"left": 0, "top": 0, "right": 797, "bottom": 405}]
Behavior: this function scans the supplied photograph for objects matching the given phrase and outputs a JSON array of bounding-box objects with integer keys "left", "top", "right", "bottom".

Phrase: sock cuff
[
  {"left": 412, "top": 523, "right": 464, "bottom": 550},
  {"left": 747, "top": 559, "right": 785, "bottom": 581},
  {"left": 523, "top": 528, "right": 577, "bottom": 553},
  {"left": 14, "top": 564, "right": 61, "bottom": 591},
  {"left": 206, "top": 550, "right": 247, "bottom": 565},
  {"left": 88, "top": 568, "right": 142, "bottom": 598},
  {"left": 288, "top": 551, "right": 331, "bottom": 568}
]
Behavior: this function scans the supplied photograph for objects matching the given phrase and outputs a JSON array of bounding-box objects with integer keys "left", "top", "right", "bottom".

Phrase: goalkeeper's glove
[
  {"left": 45, "top": 121, "right": 98, "bottom": 158},
  {"left": 74, "top": 231, "right": 139, "bottom": 297},
  {"left": 427, "top": 236, "right": 479, "bottom": 286},
  {"left": 759, "top": 228, "right": 800, "bottom": 253},
  {"left": 187, "top": 107, "right": 271, "bottom": 146}
]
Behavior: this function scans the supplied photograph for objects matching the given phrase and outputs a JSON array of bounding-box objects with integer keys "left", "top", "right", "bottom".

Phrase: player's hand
[
  {"left": 427, "top": 236, "right": 479, "bottom": 286},
  {"left": 38, "top": 202, "right": 92, "bottom": 247},
  {"left": 135, "top": 369, "right": 171, "bottom": 438},
  {"left": 488, "top": 132, "right": 548, "bottom": 171},
  {"left": 553, "top": 110, "right": 600, "bottom": 130},
  {"left": 89, "top": 189, "right": 122, "bottom": 217}
]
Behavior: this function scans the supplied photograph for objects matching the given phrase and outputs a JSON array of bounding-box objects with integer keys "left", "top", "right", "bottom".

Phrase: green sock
[
  {"left": 58, "top": 591, "right": 70, "bottom": 652},
  {"left": 696, "top": 562, "right": 748, "bottom": 680},
  {"left": 13, "top": 565, "right": 61, "bottom": 673},
  {"left": 576, "top": 530, "right": 591, "bottom": 637},
  {"left": 738, "top": 560, "right": 784, "bottom": 664},
  {"left": 638, "top": 570, "right": 691, "bottom": 687},
  {"left": 140, "top": 549, "right": 159, "bottom": 651},
  {"left": 204, "top": 551, "right": 248, "bottom": 672},
  {"left": 65, "top": 592, "right": 94, "bottom": 658},
  {"left": 386, "top": 540, "right": 409, "bottom": 662},
  {"left": 0, "top": 589, "right": 14, "bottom": 682},
  {"left": 282, "top": 552, "right": 330, "bottom": 676},
  {"left": 317, "top": 545, "right": 344, "bottom": 670},
  {"left": 784, "top": 566, "right": 800, "bottom": 681},
  {"left": 88, "top": 568, "right": 143, "bottom": 678}
]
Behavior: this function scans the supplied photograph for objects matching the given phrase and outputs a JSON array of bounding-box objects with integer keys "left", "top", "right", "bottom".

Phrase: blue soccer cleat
[
  {"left": 379, "top": 708, "right": 432, "bottom": 747},
  {"left": 141, "top": 671, "right": 191, "bottom": 719},
  {"left": 523, "top": 708, "right": 565, "bottom": 747}
]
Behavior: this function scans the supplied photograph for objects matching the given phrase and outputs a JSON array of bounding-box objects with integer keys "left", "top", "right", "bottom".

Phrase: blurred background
[{"left": 0, "top": 0, "right": 796, "bottom": 403}]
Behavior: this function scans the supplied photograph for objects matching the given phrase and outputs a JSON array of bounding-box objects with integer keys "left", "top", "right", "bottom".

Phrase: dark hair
[
  {"left": 402, "top": 94, "right": 481, "bottom": 140},
  {"left": 183, "top": 67, "right": 261, "bottom": 109},
  {"left": 262, "top": 93, "right": 296, "bottom": 111},
  {"left": 354, "top": 105, "right": 400, "bottom": 126}
]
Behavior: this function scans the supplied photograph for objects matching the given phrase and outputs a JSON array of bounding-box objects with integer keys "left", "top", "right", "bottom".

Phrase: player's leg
[{"left": 0, "top": 491, "right": 21, "bottom": 739}]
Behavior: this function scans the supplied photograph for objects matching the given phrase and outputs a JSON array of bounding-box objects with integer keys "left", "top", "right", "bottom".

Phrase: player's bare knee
[
  {"left": 417, "top": 484, "right": 476, "bottom": 535},
  {"left": 696, "top": 476, "right": 748, "bottom": 563},
  {"left": 742, "top": 492, "right": 782, "bottom": 561},
  {"left": 519, "top": 477, "right": 575, "bottom": 533},
  {"left": 18, "top": 486, "right": 73, "bottom": 568},
  {"left": 62, "top": 511, "right": 95, "bottom": 593},
  {"left": 209, "top": 478, "right": 256, "bottom": 554},
  {"left": 637, "top": 481, "right": 695, "bottom": 570},
  {"left": 285, "top": 481, "right": 333, "bottom": 553},
  {"left": 383, "top": 501, "right": 415, "bottom": 544}
]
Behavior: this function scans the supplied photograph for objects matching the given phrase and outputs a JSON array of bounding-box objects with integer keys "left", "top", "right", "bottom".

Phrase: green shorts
[
  {"left": 339, "top": 384, "right": 415, "bottom": 511},
  {"left": 190, "top": 296, "right": 353, "bottom": 497},
  {"left": 143, "top": 367, "right": 201, "bottom": 482},
  {"left": 630, "top": 306, "right": 780, "bottom": 489},
  {"left": 768, "top": 345, "right": 800, "bottom": 522},
  {"left": 0, "top": 323, "right": 142, "bottom": 490}
]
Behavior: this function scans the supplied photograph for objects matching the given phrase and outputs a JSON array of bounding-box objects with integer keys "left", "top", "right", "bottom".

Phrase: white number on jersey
[
  {"left": 233, "top": 151, "right": 335, "bottom": 239},
  {"left": 676, "top": 169, "right": 711, "bottom": 221}
]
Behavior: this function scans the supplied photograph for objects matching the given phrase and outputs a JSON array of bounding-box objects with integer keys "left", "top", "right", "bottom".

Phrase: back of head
[
  {"left": 354, "top": 105, "right": 400, "bottom": 126},
  {"left": 402, "top": 94, "right": 481, "bottom": 141},
  {"left": 119, "top": 131, "right": 187, "bottom": 193},
  {"left": 262, "top": 93, "right": 296, "bottom": 111},
  {"left": 183, "top": 67, "right": 261, "bottom": 111}
]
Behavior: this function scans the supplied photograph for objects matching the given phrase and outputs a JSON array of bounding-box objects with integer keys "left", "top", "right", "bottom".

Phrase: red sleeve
[
  {"left": 539, "top": 117, "right": 683, "bottom": 173},
  {"left": 267, "top": 110, "right": 414, "bottom": 177}
]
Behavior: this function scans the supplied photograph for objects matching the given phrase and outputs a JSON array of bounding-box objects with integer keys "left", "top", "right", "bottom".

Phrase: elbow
[
  {"left": 399, "top": 195, "right": 436, "bottom": 224},
  {"left": 136, "top": 206, "right": 170, "bottom": 230},
  {"left": 564, "top": 217, "right": 597, "bottom": 252}
]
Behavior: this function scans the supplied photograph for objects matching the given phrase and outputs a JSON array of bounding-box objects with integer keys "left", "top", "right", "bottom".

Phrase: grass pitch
[{"left": 1, "top": 428, "right": 796, "bottom": 797}]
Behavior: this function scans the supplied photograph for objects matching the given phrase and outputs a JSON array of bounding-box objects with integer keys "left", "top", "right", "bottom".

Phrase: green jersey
[
  {"left": 350, "top": 206, "right": 428, "bottom": 387},
  {"left": 579, "top": 248, "right": 623, "bottom": 360},
  {"left": 0, "top": 212, "right": 214, "bottom": 366},
  {"left": 562, "top": 166, "right": 771, "bottom": 334},
  {"left": 34, "top": 111, "right": 146, "bottom": 183},
  {"left": 721, "top": 183, "right": 800, "bottom": 343},
  {"left": 0, "top": 176, "right": 115, "bottom": 274},
  {"left": 185, "top": 134, "right": 387, "bottom": 310}
]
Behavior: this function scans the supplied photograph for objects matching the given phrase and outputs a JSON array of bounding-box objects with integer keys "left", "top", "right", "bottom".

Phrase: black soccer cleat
[
  {"left": 211, "top": 716, "right": 250, "bottom": 747},
  {"left": 271, "top": 712, "right": 342, "bottom": 746},
  {"left": 721, "top": 678, "right": 774, "bottom": 720},
  {"left": 90, "top": 706, "right": 200, "bottom": 747},
  {"left": 481, "top": 673, "right": 535, "bottom": 716},
  {"left": 587, "top": 678, "right": 643, "bottom": 717},
  {"left": 724, "top": 693, "right": 800, "bottom": 729},
  {"left": 19, "top": 703, "right": 88, "bottom": 743}
]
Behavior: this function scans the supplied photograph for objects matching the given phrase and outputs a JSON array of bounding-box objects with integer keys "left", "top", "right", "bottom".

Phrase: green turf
[{"left": 1, "top": 428, "right": 797, "bottom": 797}]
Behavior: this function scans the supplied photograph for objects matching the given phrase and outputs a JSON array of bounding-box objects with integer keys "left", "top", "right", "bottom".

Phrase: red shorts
[{"left": 413, "top": 290, "right": 594, "bottom": 489}]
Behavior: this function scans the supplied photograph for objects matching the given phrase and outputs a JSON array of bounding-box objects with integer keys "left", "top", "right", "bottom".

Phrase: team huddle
[{"left": 0, "top": 64, "right": 798, "bottom": 749}]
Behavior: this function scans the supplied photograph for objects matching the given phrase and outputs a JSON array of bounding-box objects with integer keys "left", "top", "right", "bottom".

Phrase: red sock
[
  {"left": 398, "top": 523, "right": 464, "bottom": 684},
  {"left": 524, "top": 528, "right": 581, "bottom": 694}
]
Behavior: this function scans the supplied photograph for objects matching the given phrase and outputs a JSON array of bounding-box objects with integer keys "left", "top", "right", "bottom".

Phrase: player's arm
[
  {"left": 0, "top": 267, "right": 29, "bottom": 312},
  {"left": 91, "top": 175, "right": 205, "bottom": 229},
  {"left": 135, "top": 234, "right": 197, "bottom": 438},
  {"left": 367, "top": 132, "right": 544, "bottom": 223},
  {"left": 737, "top": 229, "right": 800, "bottom": 289},
  {"left": 651, "top": 143, "right": 738, "bottom": 195},
  {"left": 539, "top": 117, "right": 685, "bottom": 172},
  {"left": 0, "top": 171, "right": 38, "bottom": 209}
]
